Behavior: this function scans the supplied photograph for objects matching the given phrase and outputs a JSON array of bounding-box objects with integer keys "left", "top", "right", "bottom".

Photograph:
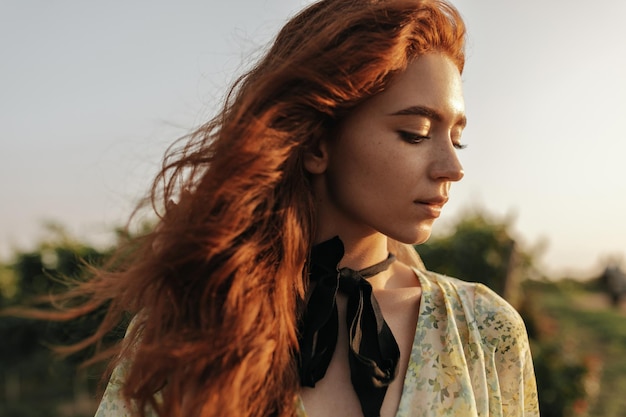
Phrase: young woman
[{"left": 49, "top": 0, "right": 539, "bottom": 416}]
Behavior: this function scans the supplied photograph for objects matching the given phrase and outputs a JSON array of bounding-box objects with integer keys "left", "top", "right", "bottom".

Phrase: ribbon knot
[
  {"left": 298, "top": 236, "right": 400, "bottom": 417},
  {"left": 338, "top": 268, "right": 362, "bottom": 293}
]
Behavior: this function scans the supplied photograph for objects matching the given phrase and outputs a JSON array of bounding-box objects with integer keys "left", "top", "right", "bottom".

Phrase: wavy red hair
[{"left": 16, "top": 1, "right": 466, "bottom": 416}]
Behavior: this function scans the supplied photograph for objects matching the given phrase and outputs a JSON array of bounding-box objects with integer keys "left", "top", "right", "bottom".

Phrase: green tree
[
  {"left": 417, "top": 210, "right": 538, "bottom": 306},
  {"left": 0, "top": 225, "right": 115, "bottom": 417}
]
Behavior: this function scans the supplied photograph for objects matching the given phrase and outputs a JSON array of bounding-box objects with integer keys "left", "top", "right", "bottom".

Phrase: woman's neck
[
  {"left": 313, "top": 232, "right": 401, "bottom": 290},
  {"left": 313, "top": 232, "right": 388, "bottom": 269}
]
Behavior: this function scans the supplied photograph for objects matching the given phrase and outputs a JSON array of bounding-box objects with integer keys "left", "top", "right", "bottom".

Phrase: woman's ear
[{"left": 303, "top": 140, "right": 329, "bottom": 174}]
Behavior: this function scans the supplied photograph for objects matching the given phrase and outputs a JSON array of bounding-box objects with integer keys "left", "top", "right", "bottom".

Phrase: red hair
[{"left": 19, "top": 1, "right": 466, "bottom": 416}]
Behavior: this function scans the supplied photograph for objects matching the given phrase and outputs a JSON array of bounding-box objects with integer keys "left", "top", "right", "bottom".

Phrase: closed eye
[
  {"left": 398, "top": 131, "right": 430, "bottom": 144},
  {"left": 451, "top": 128, "right": 467, "bottom": 150}
]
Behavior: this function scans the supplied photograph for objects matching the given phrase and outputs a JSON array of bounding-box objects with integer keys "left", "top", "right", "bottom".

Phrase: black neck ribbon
[{"left": 298, "top": 236, "right": 400, "bottom": 417}]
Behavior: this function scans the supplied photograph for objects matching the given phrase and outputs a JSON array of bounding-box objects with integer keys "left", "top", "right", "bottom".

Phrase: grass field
[{"left": 523, "top": 279, "right": 626, "bottom": 417}]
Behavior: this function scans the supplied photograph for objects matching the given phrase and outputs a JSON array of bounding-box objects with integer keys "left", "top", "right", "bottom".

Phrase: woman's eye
[
  {"left": 452, "top": 128, "right": 467, "bottom": 150},
  {"left": 398, "top": 131, "right": 430, "bottom": 144}
]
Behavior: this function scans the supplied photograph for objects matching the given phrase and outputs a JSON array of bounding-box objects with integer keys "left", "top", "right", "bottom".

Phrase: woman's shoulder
[
  {"left": 413, "top": 268, "right": 499, "bottom": 300},
  {"left": 413, "top": 268, "right": 527, "bottom": 338}
]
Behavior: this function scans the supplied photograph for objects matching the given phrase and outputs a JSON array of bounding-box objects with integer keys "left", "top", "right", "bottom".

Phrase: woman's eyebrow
[{"left": 389, "top": 105, "right": 467, "bottom": 128}]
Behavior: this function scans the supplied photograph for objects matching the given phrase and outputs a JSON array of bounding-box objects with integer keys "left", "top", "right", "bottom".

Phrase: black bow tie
[{"left": 298, "top": 236, "right": 400, "bottom": 417}]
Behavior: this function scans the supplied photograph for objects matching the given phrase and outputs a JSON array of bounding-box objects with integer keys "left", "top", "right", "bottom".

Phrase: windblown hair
[{"left": 22, "top": 1, "right": 465, "bottom": 416}]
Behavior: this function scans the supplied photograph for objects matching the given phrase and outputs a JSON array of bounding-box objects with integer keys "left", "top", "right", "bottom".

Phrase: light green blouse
[{"left": 95, "top": 270, "right": 539, "bottom": 417}]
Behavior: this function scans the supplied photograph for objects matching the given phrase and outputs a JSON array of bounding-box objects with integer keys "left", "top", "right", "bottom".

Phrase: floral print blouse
[{"left": 95, "top": 270, "right": 539, "bottom": 417}]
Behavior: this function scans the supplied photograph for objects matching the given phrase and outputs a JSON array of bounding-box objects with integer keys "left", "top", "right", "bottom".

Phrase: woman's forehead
[{"left": 358, "top": 53, "right": 465, "bottom": 123}]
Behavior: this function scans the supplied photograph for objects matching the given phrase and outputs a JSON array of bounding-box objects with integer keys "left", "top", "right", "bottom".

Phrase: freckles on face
[{"left": 316, "top": 53, "right": 466, "bottom": 244}]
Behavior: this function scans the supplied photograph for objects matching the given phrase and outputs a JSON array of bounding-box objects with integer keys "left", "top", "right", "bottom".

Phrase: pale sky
[{"left": 1, "top": 0, "right": 625, "bottom": 279}]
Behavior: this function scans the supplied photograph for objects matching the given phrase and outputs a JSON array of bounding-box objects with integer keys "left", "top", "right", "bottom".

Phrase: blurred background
[{"left": 1, "top": 0, "right": 625, "bottom": 416}]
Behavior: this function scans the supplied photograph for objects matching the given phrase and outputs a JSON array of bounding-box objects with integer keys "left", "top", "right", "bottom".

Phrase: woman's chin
[{"left": 391, "top": 227, "right": 433, "bottom": 246}]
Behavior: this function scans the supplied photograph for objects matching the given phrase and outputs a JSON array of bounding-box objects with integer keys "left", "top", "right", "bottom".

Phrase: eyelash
[
  {"left": 398, "top": 131, "right": 467, "bottom": 150},
  {"left": 398, "top": 131, "right": 429, "bottom": 144}
]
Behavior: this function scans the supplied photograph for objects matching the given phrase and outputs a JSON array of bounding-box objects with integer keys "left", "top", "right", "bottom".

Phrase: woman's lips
[{"left": 414, "top": 197, "right": 447, "bottom": 218}]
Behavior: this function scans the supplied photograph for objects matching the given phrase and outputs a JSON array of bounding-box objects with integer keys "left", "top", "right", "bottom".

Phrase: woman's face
[{"left": 307, "top": 53, "right": 466, "bottom": 245}]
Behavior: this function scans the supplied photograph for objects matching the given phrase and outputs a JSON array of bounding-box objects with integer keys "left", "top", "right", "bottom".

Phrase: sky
[{"left": 1, "top": 0, "right": 625, "bottom": 279}]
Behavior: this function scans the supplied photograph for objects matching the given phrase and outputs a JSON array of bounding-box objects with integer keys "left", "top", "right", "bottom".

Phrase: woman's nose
[{"left": 429, "top": 141, "right": 464, "bottom": 182}]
